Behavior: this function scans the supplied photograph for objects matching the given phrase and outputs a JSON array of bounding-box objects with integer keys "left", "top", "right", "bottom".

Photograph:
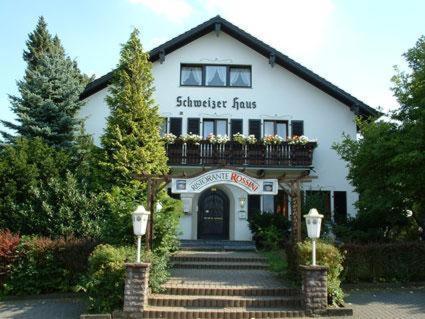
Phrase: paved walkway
[
  {"left": 0, "top": 288, "right": 424, "bottom": 318},
  {"left": 0, "top": 294, "right": 86, "bottom": 319}
]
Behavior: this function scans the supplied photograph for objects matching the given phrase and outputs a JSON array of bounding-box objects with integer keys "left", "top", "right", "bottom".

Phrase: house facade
[{"left": 80, "top": 16, "right": 378, "bottom": 242}]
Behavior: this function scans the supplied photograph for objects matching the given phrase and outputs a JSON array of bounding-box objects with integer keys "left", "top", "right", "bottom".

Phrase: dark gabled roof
[{"left": 81, "top": 15, "right": 379, "bottom": 118}]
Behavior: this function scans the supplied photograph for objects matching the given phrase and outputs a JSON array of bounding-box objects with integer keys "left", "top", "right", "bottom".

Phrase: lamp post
[
  {"left": 132, "top": 205, "right": 150, "bottom": 263},
  {"left": 304, "top": 208, "right": 324, "bottom": 266}
]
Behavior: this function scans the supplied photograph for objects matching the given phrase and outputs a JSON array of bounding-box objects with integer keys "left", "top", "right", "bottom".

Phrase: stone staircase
[{"left": 142, "top": 250, "right": 306, "bottom": 319}]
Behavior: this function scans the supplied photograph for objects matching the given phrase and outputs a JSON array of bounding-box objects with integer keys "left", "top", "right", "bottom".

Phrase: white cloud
[
  {"left": 199, "top": 0, "right": 335, "bottom": 58},
  {"left": 129, "top": 0, "right": 194, "bottom": 23}
]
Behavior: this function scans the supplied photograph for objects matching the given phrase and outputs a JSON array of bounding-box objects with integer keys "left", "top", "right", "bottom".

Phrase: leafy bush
[
  {"left": 0, "top": 229, "right": 20, "bottom": 287},
  {"left": 287, "top": 240, "right": 345, "bottom": 306},
  {"left": 0, "top": 137, "right": 103, "bottom": 239},
  {"left": 80, "top": 244, "right": 134, "bottom": 313},
  {"left": 81, "top": 243, "right": 173, "bottom": 313},
  {"left": 3, "top": 236, "right": 96, "bottom": 295},
  {"left": 342, "top": 242, "right": 425, "bottom": 283},
  {"left": 153, "top": 193, "right": 183, "bottom": 255},
  {"left": 248, "top": 211, "right": 290, "bottom": 250}
]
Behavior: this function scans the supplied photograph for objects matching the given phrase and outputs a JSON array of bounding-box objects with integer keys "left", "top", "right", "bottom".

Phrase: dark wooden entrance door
[{"left": 198, "top": 189, "right": 229, "bottom": 240}]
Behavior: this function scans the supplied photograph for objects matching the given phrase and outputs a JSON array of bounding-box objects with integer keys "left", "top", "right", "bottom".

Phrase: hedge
[
  {"left": 342, "top": 242, "right": 425, "bottom": 283},
  {"left": 2, "top": 235, "right": 97, "bottom": 295}
]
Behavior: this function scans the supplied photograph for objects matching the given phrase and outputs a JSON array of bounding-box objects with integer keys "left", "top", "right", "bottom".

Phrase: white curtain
[
  {"left": 206, "top": 66, "right": 226, "bottom": 86},
  {"left": 181, "top": 67, "right": 201, "bottom": 85},
  {"left": 230, "top": 68, "right": 251, "bottom": 87}
]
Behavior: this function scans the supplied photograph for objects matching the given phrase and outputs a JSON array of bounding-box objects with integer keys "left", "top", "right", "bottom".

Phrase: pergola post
[{"left": 290, "top": 180, "right": 302, "bottom": 243}]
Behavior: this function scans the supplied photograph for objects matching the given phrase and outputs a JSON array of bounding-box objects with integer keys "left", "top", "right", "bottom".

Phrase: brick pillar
[
  {"left": 299, "top": 265, "right": 328, "bottom": 314},
  {"left": 123, "top": 263, "right": 150, "bottom": 313}
]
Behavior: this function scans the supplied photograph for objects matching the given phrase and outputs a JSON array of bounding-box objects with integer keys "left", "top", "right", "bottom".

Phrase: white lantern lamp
[
  {"left": 132, "top": 205, "right": 150, "bottom": 263},
  {"left": 304, "top": 208, "right": 324, "bottom": 266}
]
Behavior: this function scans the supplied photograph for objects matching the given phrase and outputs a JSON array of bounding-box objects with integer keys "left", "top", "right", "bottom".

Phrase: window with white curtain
[
  {"left": 230, "top": 67, "right": 251, "bottom": 87},
  {"left": 181, "top": 66, "right": 202, "bottom": 86},
  {"left": 180, "top": 64, "right": 252, "bottom": 87},
  {"left": 262, "top": 195, "right": 274, "bottom": 213},
  {"left": 205, "top": 66, "right": 227, "bottom": 86}
]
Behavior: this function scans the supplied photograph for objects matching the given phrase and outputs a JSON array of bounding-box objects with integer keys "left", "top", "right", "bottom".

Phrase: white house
[{"left": 80, "top": 16, "right": 378, "bottom": 242}]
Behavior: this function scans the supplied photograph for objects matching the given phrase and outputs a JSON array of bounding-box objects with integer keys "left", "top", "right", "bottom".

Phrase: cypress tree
[
  {"left": 101, "top": 29, "right": 168, "bottom": 185},
  {"left": 1, "top": 17, "right": 87, "bottom": 148}
]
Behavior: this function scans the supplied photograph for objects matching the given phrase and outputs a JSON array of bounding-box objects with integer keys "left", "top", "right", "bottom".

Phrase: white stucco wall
[{"left": 80, "top": 30, "right": 360, "bottom": 239}]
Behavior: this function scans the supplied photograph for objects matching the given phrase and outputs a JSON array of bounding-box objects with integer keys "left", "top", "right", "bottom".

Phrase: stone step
[
  {"left": 142, "top": 306, "right": 306, "bottom": 319},
  {"left": 171, "top": 261, "right": 268, "bottom": 270},
  {"left": 148, "top": 294, "right": 303, "bottom": 308},
  {"left": 162, "top": 286, "right": 300, "bottom": 297},
  {"left": 171, "top": 255, "right": 267, "bottom": 264},
  {"left": 180, "top": 240, "right": 256, "bottom": 251}
]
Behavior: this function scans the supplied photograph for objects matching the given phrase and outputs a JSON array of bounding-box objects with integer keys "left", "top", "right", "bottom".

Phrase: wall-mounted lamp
[{"left": 239, "top": 197, "right": 246, "bottom": 209}]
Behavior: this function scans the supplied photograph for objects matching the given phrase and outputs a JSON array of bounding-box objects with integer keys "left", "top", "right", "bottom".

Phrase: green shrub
[
  {"left": 0, "top": 137, "right": 104, "bottom": 239},
  {"left": 292, "top": 240, "right": 345, "bottom": 306},
  {"left": 81, "top": 243, "right": 173, "bottom": 313},
  {"left": 248, "top": 211, "right": 290, "bottom": 250},
  {"left": 3, "top": 236, "right": 96, "bottom": 295},
  {"left": 153, "top": 193, "right": 183, "bottom": 255},
  {"left": 342, "top": 242, "right": 425, "bottom": 283},
  {"left": 80, "top": 244, "right": 134, "bottom": 313}
]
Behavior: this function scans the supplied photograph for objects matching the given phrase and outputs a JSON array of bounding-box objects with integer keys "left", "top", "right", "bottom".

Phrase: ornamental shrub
[
  {"left": 81, "top": 243, "right": 174, "bottom": 313},
  {"left": 3, "top": 236, "right": 96, "bottom": 295},
  {"left": 0, "top": 230, "right": 20, "bottom": 287},
  {"left": 80, "top": 244, "right": 134, "bottom": 313},
  {"left": 288, "top": 240, "right": 345, "bottom": 306},
  {"left": 248, "top": 211, "right": 291, "bottom": 250},
  {"left": 342, "top": 242, "right": 425, "bottom": 283}
]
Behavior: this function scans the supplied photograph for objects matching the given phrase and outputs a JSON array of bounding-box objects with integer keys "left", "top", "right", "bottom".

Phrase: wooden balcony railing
[{"left": 166, "top": 141, "right": 317, "bottom": 167}]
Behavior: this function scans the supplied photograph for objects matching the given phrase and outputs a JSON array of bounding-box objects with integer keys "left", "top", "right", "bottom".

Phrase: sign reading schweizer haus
[{"left": 172, "top": 169, "right": 278, "bottom": 195}]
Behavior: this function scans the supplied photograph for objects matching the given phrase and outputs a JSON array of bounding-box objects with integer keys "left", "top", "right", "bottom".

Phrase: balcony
[{"left": 166, "top": 141, "right": 317, "bottom": 167}]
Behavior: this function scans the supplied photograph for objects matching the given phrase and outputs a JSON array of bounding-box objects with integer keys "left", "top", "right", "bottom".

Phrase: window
[
  {"left": 305, "top": 190, "right": 331, "bottom": 221},
  {"left": 230, "top": 67, "right": 251, "bottom": 87},
  {"left": 248, "top": 195, "right": 261, "bottom": 219},
  {"left": 159, "top": 117, "right": 167, "bottom": 136},
  {"left": 187, "top": 118, "right": 200, "bottom": 135},
  {"left": 249, "top": 119, "right": 261, "bottom": 139},
  {"left": 230, "top": 119, "right": 243, "bottom": 136},
  {"left": 203, "top": 119, "right": 228, "bottom": 138},
  {"left": 180, "top": 64, "right": 251, "bottom": 88},
  {"left": 275, "top": 190, "right": 289, "bottom": 217},
  {"left": 333, "top": 191, "right": 347, "bottom": 224},
  {"left": 205, "top": 66, "right": 227, "bottom": 86},
  {"left": 180, "top": 66, "right": 202, "bottom": 86},
  {"left": 262, "top": 195, "right": 274, "bottom": 213},
  {"left": 264, "top": 120, "right": 288, "bottom": 137},
  {"left": 169, "top": 117, "right": 182, "bottom": 136},
  {"left": 291, "top": 120, "right": 304, "bottom": 136}
]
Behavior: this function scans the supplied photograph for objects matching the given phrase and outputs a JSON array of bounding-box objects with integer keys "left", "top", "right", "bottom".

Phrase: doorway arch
[{"left": 197, "top": 188, "right": 229, "bottom": 240}]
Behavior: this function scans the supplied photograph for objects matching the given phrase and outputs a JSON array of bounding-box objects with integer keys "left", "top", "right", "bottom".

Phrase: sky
[{"left": 1, "top": 0, "right": 424, "bottom": 131}]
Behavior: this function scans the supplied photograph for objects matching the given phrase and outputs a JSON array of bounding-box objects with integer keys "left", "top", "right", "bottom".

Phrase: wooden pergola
[{"left": 134, "top": 167, "right": 315, "bottom": 250}]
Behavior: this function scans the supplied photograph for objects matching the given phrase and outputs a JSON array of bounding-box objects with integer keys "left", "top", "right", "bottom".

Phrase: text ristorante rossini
[{"left": 176, "top": 96, "right": 256, "bottom": 110}]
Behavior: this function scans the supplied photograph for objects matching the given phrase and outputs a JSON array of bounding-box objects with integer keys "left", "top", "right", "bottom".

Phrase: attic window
[
  {"left": 180, "top": 64, "right": 252, "bottom": 88},
  {"left": 230, "top": 67, "right": 251, "bottom": 87},
  {"left": 181, "top": 66, "right": 202, "bottom": 86},
  {"left": 206, "top": 66, "right": 227, "bottom": 86}
]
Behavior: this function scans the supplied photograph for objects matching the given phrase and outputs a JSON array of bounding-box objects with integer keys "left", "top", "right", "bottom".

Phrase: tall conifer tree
[
  {"left": 101, "top": 29, "right": 168, "bottom": 186},
  {"left": 1, "top": 17, "right": 86, "bottom": 147}
]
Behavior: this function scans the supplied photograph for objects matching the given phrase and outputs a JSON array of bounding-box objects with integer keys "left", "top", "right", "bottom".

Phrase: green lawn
[{"left": 260, "top": 250, "right": 288, "bottom": 279}]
